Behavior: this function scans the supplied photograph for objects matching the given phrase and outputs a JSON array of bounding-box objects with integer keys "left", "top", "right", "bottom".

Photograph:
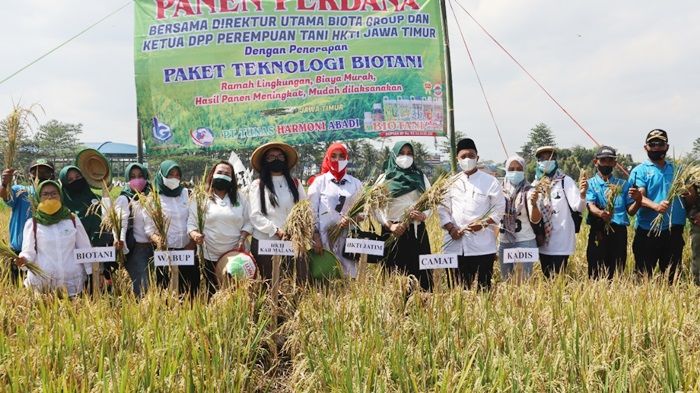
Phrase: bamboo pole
[{"left": 440, "top": 0, "right": 458, "bottom": 172}]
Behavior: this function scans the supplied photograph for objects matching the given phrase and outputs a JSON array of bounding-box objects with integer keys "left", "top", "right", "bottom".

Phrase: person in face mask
[
  {"left": 532, "top": 146, "right": 587, "bottom": 278},
  {"left": 105, "top": 163, "right": 152, "bottom": 297},
  {"left": 629, "top": 129, "right": 695, "bottom": 283},
  {"left": 248, "top": 142, "right": 307, "bottom": 284},
  {"left": 59, "top": 166, "right": 108, "bottom": 246},
  {"left": 498, "top": 155, "right": 542, "bottom": 281},
  {"left": 145, "top": 160, "right": 196, "bottom": 294},
  {"left": 308, "top": 143, "right": 363, "bottom": 278},
  {"left": 373, "top": 141, "right": 433, "bottom": 290},
  {"left": 585, "top": 146, "right": 642, "bottom": 279},
  {"left": 188, "top": 161, "right": 252, "bottom": 297},
  {"left": 1, "top": 159, "right": 55, "bottom": 282},
  {"left": 14, "top": 180, "right": 92, "bottom": 297},
  {"left": 439, "top": 138, "right": 505, "bottom": 290}
]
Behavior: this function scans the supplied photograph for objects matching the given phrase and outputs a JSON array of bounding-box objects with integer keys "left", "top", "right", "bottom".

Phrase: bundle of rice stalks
[
  {"left": 86, "top": 181, "right": 125, "bottom": 266},
  {"left": 0, "top": 240, "right": 46, "bottom": 278},
  {"left": 648, "top": 159, "right": 699, "bottom": 236},
  {"left": 189, "top": 167, "right": 209, "bottom": 265},
  {"left": 1, "top": 102, "right": 42, "bottom": 170},
  {"left": 137, "top": 185, "right": 170, "bottom": 251},
  {"left": 327, "top": 183, "right": 390, "bottom": 245},
  {"left": 463, "top": 204, "right": 498, "bottom": 233},
  {"left": 603, "top": 181, "right": 624, "bottom": 234},
  {"left": 535, "top": 176, "right": 553, "bottom": 201},
  {"left": 283, "top": 199, "right": 315, "bottom": 261}
]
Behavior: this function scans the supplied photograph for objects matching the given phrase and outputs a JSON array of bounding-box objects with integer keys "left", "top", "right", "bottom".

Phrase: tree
[
  {"left": 692, "top": 137, "right": 700, "bottom": 159},
  {"left": 33, "top": 120, "right": 83, "bottom": 164},
  {"left": 520, "top": 123, "right": 557, "bottom": 160}
]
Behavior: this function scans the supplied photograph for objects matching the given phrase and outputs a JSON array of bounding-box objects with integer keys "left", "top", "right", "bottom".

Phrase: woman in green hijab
[
  {"left": 59, "top": 166, "right": 106, "bottom": 245},
  {"left": 376, "top": 141, "right": 433, "bottom": 291},
  {"left": 15, "top": 180, "right": 93, "bottom": 297}
]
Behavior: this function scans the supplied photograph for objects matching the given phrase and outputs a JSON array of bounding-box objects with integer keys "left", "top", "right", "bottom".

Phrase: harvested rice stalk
[
  {"left": 327, "top": 183, "right": 389, "bottom": 245},
  {"left": 1, "top": 102, "right": 42, "bottom": 170},
  {"left": 137, "top": 184, "right": 170, "bottom": 251},
  {"left": 649, "top": 159, "right": 699, "bottom": 236},
  {"left": 189, "top": 167, "right": 209, "bottom": 267},
  {"left": 86, "top": 181, "right": 125, "bottom": 267},
  {"left": 604, "top": 181, "right": 624, "bottom": 234},
  {"left": 0, "top": 240, "right": 46, "bottom": 278},
  {"left": 283, "top": 199, "right": 315, "bottom": 262},
  {"left": 535, "top": 176, "right": 553, "bottom": 201}
]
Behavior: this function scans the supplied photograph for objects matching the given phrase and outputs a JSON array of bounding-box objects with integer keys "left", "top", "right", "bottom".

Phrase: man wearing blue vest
[
  {"left": 629, "top": 129, "right": 692, "bottom": 283},
  {"left": 1, "top": 159, "right": 56, "bottom": 281}
]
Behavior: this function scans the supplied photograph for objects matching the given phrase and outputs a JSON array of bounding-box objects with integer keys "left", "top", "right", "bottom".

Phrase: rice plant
[{"left": 1, "top": 102, "right": 42, "bottom": 170}]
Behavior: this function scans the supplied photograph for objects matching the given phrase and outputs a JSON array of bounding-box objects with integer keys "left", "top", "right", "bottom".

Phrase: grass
[{"left": 0, "top": 207, "right": 699, "bottom": 391}]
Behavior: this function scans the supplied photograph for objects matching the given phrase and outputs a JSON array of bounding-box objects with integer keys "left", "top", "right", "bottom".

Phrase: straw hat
[
  {"left": 250, "top": 142, "right": 298, "bottom": 172},
  {"left": 75, "top": 148, "right": 111, "bottom": 188},
  {"left": 535, "top": 146, "right": 556, "bottom": 158},
  {"left": 216, "top": 250, "right": 258, "bottom": 287}
]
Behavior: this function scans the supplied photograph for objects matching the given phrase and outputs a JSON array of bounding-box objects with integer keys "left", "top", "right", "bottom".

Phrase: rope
[
  {"left": 447, "top": 0, "right": 509, "bottom": 158},
  {"left": 0, "top": 1, "right": 132, "bottom": 86}
]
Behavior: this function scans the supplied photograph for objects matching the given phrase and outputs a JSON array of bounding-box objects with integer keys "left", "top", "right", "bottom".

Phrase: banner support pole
[
  {"left": 440, "top": 0, "right": 458, "bottom": 172},
  {"left": 137, "top": 120, "right": 144, "bottom": 164}
]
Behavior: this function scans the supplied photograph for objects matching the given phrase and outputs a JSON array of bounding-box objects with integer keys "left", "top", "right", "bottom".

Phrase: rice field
[{"left": 0, "top": 205, "right": 699, "bottom": 392}]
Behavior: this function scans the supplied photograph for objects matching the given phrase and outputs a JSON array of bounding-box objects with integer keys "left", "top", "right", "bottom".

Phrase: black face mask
[
  {"left": 65, "top": 177, "right": 88, "bottom": 192},
  {"left": 212, "top": 178, "right": 231, "bottom": 190},
  {"left": 597, "top": 165, "right": 613, "bottom": 176},
  {"left": 647, "top": 150, "right": 666, "bottom": 161},
  {"left": 268, "top": 159, "right": 287, "bottom": 173}
]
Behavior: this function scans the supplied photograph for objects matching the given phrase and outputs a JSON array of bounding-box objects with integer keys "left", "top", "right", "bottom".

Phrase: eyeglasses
[
  {"left": 40, "top": 192, "right": 59, "bottom": 198},
  {"left": 265, "top": 154, "right": 286, "bottom": 162},
  {"left": 647, "top": 141, "right": 667, "bottom": 148}
]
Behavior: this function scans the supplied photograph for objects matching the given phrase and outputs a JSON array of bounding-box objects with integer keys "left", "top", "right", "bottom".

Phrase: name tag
[
  {"left": 419, "top": 254, "right": 458, "bottom": 270},
  {"left": 502, "top": 247, "right": 539, "bottom": 264},
  {"left": 257, "top": 240, "right": 295, "bottom": 256},
  {"left": 74, "top": 247, "right": 116, "bottom": 264},
  {"left": 344, "top": 238, "right": 385, "bottom": 256},
  {"left": 153, "top": 250, "right": 195, "bottom": 266}
]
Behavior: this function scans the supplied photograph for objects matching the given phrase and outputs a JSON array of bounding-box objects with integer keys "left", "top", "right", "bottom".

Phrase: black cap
[
  {"left": 456, "top": 138, "right": 477, "bottom": 153},
  {"left": 595, "top": 146, "right": 617, "bottom": 159},
  {"left": 645, "top": 129, "right": 668, "bottom": 144},
  {"left": 28, "top": 159, "right": 55, "bottom": 172}
]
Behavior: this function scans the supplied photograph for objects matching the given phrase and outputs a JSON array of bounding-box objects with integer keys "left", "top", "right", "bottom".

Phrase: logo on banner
[
  {"left": 152, "top": 116, "right": 173, "bottom": 142},
  {"left": 190, "top": 127, "right": 215, "bottom": 147}
]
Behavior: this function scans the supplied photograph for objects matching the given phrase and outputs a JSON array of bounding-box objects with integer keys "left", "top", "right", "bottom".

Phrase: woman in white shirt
[
  {"left": 144, "top": 160, "right": 195, "bottom": 294},
  {"left": 188, "top": 161, "right": 252, "bottom": 297},
  {"left": 309, "top": 143, "right": 363, "bottom": 277},
  {"left": 498, "top": 155, "right": 542, "bottom": 281},
  {"left": 16, "top": 180, "right": 92, "bottom": 297},
  {"left": 531, "top": 146, "right": 587, "bottom": 278},
  {"left": 439, "top": 138, "right": 505, "bottom": 290},
  {"left": 376, "top": 141, "right": 433, "bottom": 290},
  {"left": 108, "top": 163, "right": 152, "bottom": 297},
  {"left": 248, "top": 142, "right": 307, "bottom": 283}
]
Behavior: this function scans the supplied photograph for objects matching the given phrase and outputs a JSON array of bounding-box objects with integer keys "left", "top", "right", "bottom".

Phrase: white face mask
[
  {"left": 336, "top": 159, "right": 348, "bottom": 171},
  {"left": 162, "top": 177, "right": 180, "bottom": 190},
  {"left": 459, "top": 157, "right": 478, "bottom": 172},
  {"left": 395, "top": 155, "right": 414, "bottom": 169}
]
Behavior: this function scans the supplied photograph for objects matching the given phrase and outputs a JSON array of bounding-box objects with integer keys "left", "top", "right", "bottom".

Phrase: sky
[{"left": 1, "top": 0, "right": 698, "bottom": 163}]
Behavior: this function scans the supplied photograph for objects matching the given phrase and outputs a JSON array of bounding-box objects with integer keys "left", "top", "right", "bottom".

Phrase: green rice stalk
[
  {"left": 327, "top": 183, "right": 389, "bottom": 245},
  {"left": 189, "top": 167, "right": 209, "bottom": 272},
  {"left": 1, "top": 102, "right": 42, "bottom": 170},
  {"left": 137, "top": 184, "right": 170, "bottom": 251},
  {"left": 0, "top": 239, "right": 47, "bottom": 278},
  {"left": 86, "top": 181, "right": 125, "bottom": 267},
  {"left": 604, "top": 181, "right": 624, "bottom": 234},
  {"left": 649, "top": 158, "right": 699, "bottom": 236}
]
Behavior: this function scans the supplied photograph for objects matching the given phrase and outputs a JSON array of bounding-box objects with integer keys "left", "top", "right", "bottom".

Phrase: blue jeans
[
  {"left": 125, "top": 243, "right": 153, "bottom": 297},
  {"left": 498, "top": 238, "right": 537, "bottom": 280}
]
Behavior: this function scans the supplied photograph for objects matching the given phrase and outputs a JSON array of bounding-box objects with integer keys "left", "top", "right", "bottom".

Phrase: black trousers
[
  {"left": 156, "top": 248, "right": 201, "bottom": 298},
  {"left": 586, "top": 224, "right": 627, "bottom": 279},
  {"left": 382, "top": 222, "right": 433, "bottom": 291},
  {"left": 450, "top": 254, "right": 495, "bottom": 290},
  {"left": 540, "top": 254, "right": 569, "bottom": 278},
  {"left": 251, "top": 238, "right": 309, "bottom": 285},
  {"left": 633, "top": 226, "right": 685, "bottom": 283},
  {"left": 10, "top": 248, "right": 23, "bottom": 283}
]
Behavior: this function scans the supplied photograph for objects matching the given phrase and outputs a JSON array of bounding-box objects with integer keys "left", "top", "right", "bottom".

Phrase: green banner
[{"left": 135, "top": 0, "right": 449, "bottom": 154}]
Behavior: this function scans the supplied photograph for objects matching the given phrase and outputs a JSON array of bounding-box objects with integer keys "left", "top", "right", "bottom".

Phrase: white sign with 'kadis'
[
  {"left": 153, "top": 250, "right": 195, "bottom": 266},
  {"left": 74, "top": 247, "right": 116, "bottom": 264},
  {"left": 419, "top": 254, "right": 459, "bottom": 270},
  {"left": 502, "top": 248, "right": 539, "bottom": 264},
  {"left": 344, "top": 238, "right": 385, "bottom": 256},
  {"left": 257, "top": 240, "right": 295, "bottom": 256}
]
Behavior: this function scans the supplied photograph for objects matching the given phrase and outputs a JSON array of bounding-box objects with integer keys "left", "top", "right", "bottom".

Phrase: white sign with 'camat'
[{"left": 419, "top": 254, "right": 459, "bottom": 270}]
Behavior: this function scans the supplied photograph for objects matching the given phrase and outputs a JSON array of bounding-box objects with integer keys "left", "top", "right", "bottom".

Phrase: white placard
[
  {"left": 257, "top": 240, "right": 295, "bottom": 256},
  {"left": 344, "top": 238, "right": 385, "bottom": 256},
  {"left": 502, "top": 248, "right": 539, "bottom": 264},
  {"left": 419, "top": 254, "right": 459, "bottom": 270},
  {"left": 153, "top": 250, "right": 195, "bottom": 266},
  {"left": 74, "top": 247, "right": 115, "bottom": 264}
]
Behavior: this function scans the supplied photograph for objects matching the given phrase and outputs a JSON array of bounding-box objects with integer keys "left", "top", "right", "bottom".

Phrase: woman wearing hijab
[
  {"left": 498, "top": 155, "right": 542, "bottom": 281},
  {"left": 15, "top": 180, "right": 92, "bottom": 297},
  {"left": 59, "top": 166, "right": 107, "bottom": 245},
  {"left": 376, "top": 141, "right": 433, "bottom": 290},
  {"left": 144, "top": 160, "right": 196, "bottom": 294},
  {"left": 188, "top": 161, "right": 253, "bottom": 296},
  {"left": 108, "top": 163, "right": 152, "bottom": 297},
  {"left": 309, "top": 143, "right": 363, "bottom": 277},
  {"left": 248, "top": 142, "right": 307, "bottom": 283}
]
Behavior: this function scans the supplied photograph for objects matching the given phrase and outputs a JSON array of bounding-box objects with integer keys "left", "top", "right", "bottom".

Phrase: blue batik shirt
[
  {"left": 586, "top": 174, "right": 633, "bottom": 226},
  {"left": 629, "top": 160, "right": 686, "bottom": 230}
]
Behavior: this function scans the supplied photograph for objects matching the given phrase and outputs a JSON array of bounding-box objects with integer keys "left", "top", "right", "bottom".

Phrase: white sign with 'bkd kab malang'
[
  {"left": 74, "top": 247, "right": 116, "bottom": 264},
  {"left": 419, "top": 254, "right": 459, "bottom": 270},
  {"left": 502, "top": 248, "right": 539, "bottom": 264},
  {"left": 344, "top": 238, "right": 385, "bottom": 256},
  {"left": 153, "top": 250, "right": 195, "bottom": 266},
  {"left": 257, "top": 240, "right": 295, "bottom": 256}
]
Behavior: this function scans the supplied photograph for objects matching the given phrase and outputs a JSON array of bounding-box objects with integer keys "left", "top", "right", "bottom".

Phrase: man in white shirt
[{"left": 439, "top": 138, "right": 506, "bottom": 289}]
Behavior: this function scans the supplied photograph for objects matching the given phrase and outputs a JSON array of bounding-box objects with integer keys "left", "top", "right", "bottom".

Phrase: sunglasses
[{"left": 647, "top": 141, "right": 667, "bottom": 148}]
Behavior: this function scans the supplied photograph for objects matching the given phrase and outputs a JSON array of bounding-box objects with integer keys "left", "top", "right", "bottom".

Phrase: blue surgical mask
[
  {"left": 505, "top": 171, "right": 525, "bottom": 185},
  {"left": 537, "top": 160, "right": 557, "bottom": 174}
]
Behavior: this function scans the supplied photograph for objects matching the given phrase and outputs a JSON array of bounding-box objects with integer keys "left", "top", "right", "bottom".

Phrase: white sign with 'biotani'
[
  {"left": 74, "top": 247, "right": 116, "bottom": 264},
  {"left": 344, "top": 238, "right": 385, "bottom": 256},
  {"left": 502, "top": 248, "right": 539, "bottom": 264},
  {"left": 257, "top": 240, "right": 295, "bottom": 256},
  {"left": 153, "top": 250, "right": 195, "bottom": 266},
  {"left": 419, "top": 254, "right": 459, "bottom": 270}
]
